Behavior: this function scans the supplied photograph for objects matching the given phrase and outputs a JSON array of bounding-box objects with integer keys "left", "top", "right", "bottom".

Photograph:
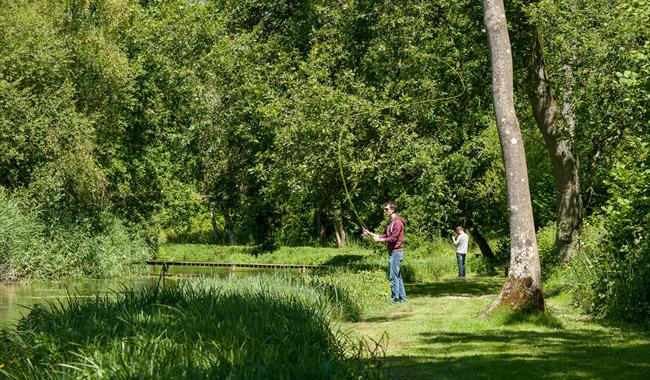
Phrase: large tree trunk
[
  {"left": 464, "top": 216, "right": 495, "bottom": 259},
  {"left": 524, "top": 14, "right": 583, "bottom": 265},
  {"left": 483, "top": 0, "right": 544, "bottom": 312}
]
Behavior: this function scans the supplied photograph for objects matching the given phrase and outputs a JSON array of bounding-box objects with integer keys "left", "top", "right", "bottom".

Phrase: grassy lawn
[{"left": 344, "top": 275, "right": 650, "bottom": 379}]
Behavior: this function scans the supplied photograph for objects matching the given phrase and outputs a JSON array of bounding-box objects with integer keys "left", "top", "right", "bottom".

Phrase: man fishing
[{"left": 363, "top": 201, "right": 407, "bottom": 303}]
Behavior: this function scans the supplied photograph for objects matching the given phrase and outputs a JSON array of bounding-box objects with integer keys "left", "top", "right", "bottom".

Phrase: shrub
[
  {"left": 573, "top": 139, "right": 649, "bottom": 327},
  {"left": 536, "top": 223, "right": 559, "bottom": 277},
  {"left": 559, "top": 216, "right": 649, "bottom": 329}
]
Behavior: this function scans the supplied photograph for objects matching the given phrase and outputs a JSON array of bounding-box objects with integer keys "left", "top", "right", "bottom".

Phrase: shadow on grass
[
  {"left": 405, "top": 277, "right": 503, "bottom": 298},
  {"left": 382, "top": 329, "right": 650, "bottom": 379}
]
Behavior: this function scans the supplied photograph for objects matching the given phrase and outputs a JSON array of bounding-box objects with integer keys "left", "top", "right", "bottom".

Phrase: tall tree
[
  {"left": 521, "top": 1, "right": 582, "bottom": 264},
  {"left": 482, "top": 0, "right": 544, "bottom": 311}
]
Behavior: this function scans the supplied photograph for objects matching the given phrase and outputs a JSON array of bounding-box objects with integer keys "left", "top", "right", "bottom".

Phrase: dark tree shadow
[{"left": 363, "top": 313, "right": 412, "bottom": 323}]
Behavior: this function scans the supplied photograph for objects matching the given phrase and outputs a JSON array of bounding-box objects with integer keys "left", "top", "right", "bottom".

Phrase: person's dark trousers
[
  {"left": 456, "top": 252, "right": 466, "bottom": 277},
  {"left": 388, "top": 251, "right": 407, "bottom": 302}
]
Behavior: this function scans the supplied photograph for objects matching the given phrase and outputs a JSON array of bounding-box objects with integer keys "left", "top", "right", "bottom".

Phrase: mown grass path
[{"left": 344, "top": 276, "right": 650, "bottom": 379}]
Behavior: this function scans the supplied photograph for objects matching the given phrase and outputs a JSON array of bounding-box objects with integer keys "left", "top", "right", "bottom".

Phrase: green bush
[
  {"left": 557, "top": 209, "right": 649, "bottom": 328},
  {"left": 576, "top": 139, "right": 649, "bottom": 327},
  {"left": 544, "top": 221, "right": 603, "bottom": 300},
  {"left": 536, "top": 223, "right": 559, "bottom": 277}
]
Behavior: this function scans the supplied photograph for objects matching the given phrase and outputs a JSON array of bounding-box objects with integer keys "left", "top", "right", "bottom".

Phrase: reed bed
[
  {"left": 0, "top": 276, "right": 382, "bottom": 379},
  {"left": 0, "top": 191, "right": 149, "bottom": 283}
]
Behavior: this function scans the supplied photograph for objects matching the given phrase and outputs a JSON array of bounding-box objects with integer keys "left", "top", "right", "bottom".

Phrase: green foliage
[
  {"left": 525, "top": 0, "right": 649, "bottom": 213},
  {"left": 1, "top": 0, "right": 648, "bottom": 326},
  {"left": 545, "top": 220, "right": 605, "bottom": 301},
  {"left": 0, "top": 1, "right": 107, "bottom": 222},
  {"left": 0, "top": 189, "right": 150, "bottom": 282},
  {"left": 551, "top": 168, "right": 649, "bottom": 328},
  {"left": 587, "top": 138, "right": 649, "bottom": 326},
  {"left": 536, "top": 223, "right": 559, "bottom": 276},
  {"left": 1, "top": 0, "right": 496, "bottom": 251},
  {"left": 441, "top": 121, "right": 508, "bottom": 233}
]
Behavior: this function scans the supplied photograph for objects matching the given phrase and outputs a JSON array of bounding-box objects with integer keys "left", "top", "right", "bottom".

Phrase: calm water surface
[{"left": 0, "top": 266, "right": 294, "bottom": 328}]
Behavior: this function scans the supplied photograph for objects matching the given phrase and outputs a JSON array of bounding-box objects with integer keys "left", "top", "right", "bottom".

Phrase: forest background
[{"left": 1, "top": 0, "right": 648, "bottom": 326}]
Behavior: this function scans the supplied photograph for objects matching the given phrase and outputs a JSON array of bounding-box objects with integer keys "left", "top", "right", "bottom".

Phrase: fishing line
[{"left": 337, "top": 56, "right": 466, "bottom": 230}]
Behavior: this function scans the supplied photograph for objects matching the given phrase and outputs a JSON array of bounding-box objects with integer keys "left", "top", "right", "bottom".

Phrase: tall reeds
[
  {"left": 0, "top": 276, "right": 382, "bottom": 379},
  {"left": 0, "top": 190, "right": 149, "bottom": 282}
]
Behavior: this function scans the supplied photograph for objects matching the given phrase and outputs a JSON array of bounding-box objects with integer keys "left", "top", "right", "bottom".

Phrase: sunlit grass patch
[
  {"left": 158, "top": 242, "right": 464, "bottom": 284},
  {"left": 158, "top": 243, "right": 377, "bottom": 265}
]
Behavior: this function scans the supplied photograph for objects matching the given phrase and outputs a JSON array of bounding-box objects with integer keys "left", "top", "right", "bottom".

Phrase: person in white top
[{"left": 452, "top": 226, "right": 469, "bottom": 278}]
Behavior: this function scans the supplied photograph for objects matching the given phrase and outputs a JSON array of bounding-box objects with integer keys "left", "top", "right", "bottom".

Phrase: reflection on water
[{"left": 1, "top": 265, "right": 298, "bottom": 328}]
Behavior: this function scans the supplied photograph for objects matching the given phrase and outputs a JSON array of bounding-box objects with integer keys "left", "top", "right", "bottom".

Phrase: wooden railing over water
[{"left": 146, "top": 261, "right": 329, "bottom": 274}]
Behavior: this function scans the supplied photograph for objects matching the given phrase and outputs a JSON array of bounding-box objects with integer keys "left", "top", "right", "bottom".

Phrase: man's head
[
  {"left": 383, "top": 201, "right": 397, "bottom": 216},
  {"left": 455, "top": 226, "right": 464, "bottom": 234}
]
